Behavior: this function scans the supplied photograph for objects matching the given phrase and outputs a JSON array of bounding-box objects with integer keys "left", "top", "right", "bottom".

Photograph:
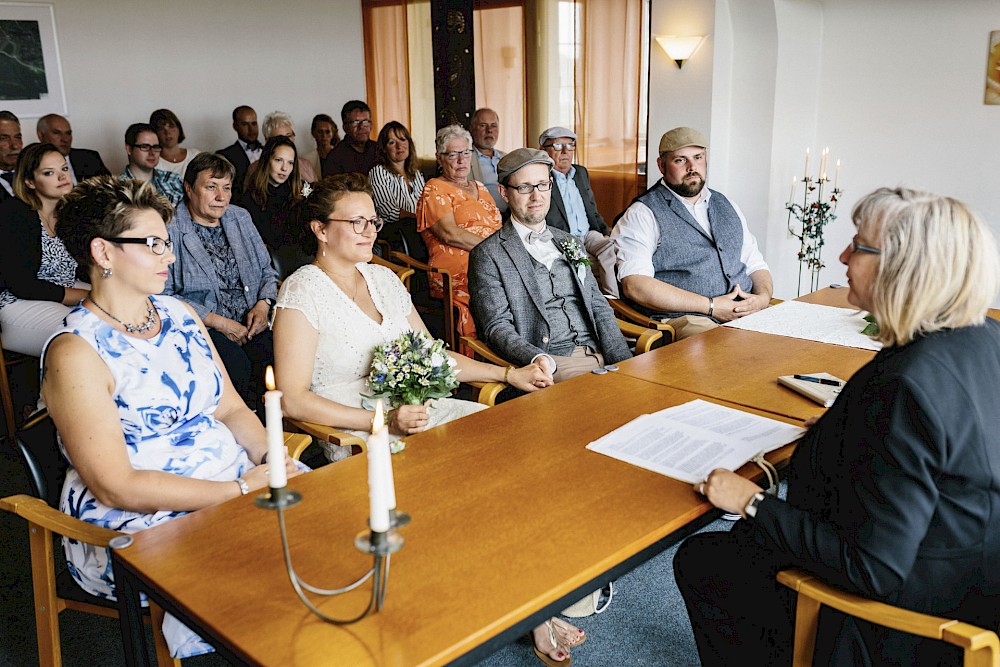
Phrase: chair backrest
[
  {"left": 14, "top": 409, "right": 65, "bottom": 509},
  {"left": 397, "top": 222, "right": 429, "bottom": 264},
  {"left": 391, "top": 250, "right": 456, "bottom": 350}
]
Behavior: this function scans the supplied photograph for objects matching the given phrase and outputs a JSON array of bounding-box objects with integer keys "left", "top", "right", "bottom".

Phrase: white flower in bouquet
[{"left": 366, "top": 330, "right": 459, "bottom": 408}]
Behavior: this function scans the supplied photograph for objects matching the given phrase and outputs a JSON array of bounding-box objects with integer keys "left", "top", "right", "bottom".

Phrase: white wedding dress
[{"left": 276, "top": 263, "right": 485, "bottom": 458}]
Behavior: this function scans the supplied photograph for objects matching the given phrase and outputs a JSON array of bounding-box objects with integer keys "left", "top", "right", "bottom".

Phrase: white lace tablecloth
[{"left": 723, "top": 300, "right": 882, "bottom": 351}]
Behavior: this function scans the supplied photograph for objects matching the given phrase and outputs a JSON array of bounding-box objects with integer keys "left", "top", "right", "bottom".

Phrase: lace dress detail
[{"left": 276, "top": 263, "right": 485, "bottom": 448}]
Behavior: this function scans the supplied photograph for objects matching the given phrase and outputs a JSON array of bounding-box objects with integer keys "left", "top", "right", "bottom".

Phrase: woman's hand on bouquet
[{"left": 388, "top": 403, "right": 430, "bottom": 436}]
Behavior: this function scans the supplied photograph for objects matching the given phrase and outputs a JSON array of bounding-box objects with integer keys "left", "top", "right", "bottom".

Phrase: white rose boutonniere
[{"left": 559, "top": 237, "right": 591, "bottom": 282}]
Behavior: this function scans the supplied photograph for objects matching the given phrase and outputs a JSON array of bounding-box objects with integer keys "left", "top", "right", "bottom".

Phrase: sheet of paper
[
  {"left": 723, "top": 300, "right": 882, "bottom": 351},
  {"left": 586, "top": 400, "right": 805, "bottom": 484}
]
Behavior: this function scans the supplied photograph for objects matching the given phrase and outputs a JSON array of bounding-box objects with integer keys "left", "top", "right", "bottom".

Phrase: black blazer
[
  {"left": 67, "top": 148, "right": 110, "bottom": 182},
  {"left": 217, "top": 141, "right": 251, "bottom": 200},
  {"left": 545, "top": 165, "right": 609, "bottom": 236},
  {"left": 752, "top": 320, "right": 1000, "bottom": 663},
  {"left": 0, "top": 198, "right": 67, "bottom": 301}
]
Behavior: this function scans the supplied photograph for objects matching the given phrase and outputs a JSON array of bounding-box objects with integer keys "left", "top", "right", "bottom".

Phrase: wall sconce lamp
[{"left": 655, "top": 35, "right": 707, "bottom": 69}]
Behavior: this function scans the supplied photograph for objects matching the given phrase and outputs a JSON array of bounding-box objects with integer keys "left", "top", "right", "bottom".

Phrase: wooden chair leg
[
  {"left": 28, "top": 523, "right": 62, "bottom": 667},
  {"left": 0, "top": 346, "right": 18, "bottom": 440},
  {"left": 148, "top": 601, "right": 181, "bottom": 667},
  {"left": 792, "top": 592, "right": 821, "bottom": 667}
]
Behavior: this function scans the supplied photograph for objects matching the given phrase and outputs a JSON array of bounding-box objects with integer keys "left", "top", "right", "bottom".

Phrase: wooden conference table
[{"left": 111, "top": 373, "right": 801, "bottom": 666}]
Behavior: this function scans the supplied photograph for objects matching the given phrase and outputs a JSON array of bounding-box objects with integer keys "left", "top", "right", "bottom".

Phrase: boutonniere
[{"left": 559, "top": 237, "right": 591, "bottom": 283}]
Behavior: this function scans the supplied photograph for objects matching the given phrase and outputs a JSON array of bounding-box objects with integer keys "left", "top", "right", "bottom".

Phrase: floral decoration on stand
[
  {"left": 559, "top": 237, "right": 591, "bottom": 283},
  {"left": 367, "top": 329, "right": 459, "bottom": 409},
  {"left": 787, "top": 147, "right": 842, "bottom": 296}
]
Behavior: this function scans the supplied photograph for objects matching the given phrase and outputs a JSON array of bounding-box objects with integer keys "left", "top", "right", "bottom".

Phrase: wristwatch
[
  {"left": 744, "top": 492, "right": 766, "bottom": 519},
  {"left": 263, "top": 297, "right": 275, "bottom": 308}
]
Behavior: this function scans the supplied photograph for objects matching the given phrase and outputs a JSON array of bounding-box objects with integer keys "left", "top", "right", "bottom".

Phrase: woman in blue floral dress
[{"left": 41, "top": 176, "right": 303, "bottom": 658}]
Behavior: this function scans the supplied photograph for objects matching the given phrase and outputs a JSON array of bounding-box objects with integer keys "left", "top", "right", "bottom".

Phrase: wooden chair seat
[{"left": 777, "top": 568, "right": 1000, "bottom": 667}]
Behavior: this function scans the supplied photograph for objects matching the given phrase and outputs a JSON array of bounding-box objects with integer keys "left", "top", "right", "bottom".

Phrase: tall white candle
[
  {"left": 820, "top": 147, "right": 829, "bottom": 181},
  {"left": 803, "top": 148, "right": 810, "bottom": 180},
  {"left": 789, "top": 176, "right": 796, "bottom": 205},
  {"left": 834, "top": 159, "right": 841, "bottom": 189},
  {"left": 263, "top": 366, "right": 287, "bottom": 489},
  {"left": 367, "top": 401, "right": 391, "bottom": 533}
]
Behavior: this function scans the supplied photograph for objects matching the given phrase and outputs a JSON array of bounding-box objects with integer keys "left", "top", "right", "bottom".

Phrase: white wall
[
  {"left": 648, "top": 0, "right": 1000, "bottom": 301},
  {"left": 35, "top": 0, "right": 366, "bottom": 174}
]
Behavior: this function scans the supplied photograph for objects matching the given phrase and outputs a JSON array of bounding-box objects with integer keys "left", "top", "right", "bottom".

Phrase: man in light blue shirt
[
  {"left": 539, "top": 126, "right": 608, "bottom": 238},
  {"left": 468, "top": 108, "right": 507, "bottom": 212}
]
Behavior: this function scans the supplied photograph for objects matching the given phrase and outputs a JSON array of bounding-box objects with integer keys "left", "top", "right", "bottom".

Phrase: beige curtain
[
  {"left": 363, "top": 0, "right": 411, "bottom": 134},
  {"left": 472, "top": 3, "right": 526, "bottom": 151},
  {"left": 574, "top": 0, "right": 643, "bottom": 223}
]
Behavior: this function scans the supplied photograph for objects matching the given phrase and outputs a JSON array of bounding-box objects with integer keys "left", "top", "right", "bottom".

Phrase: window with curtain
[{"left": 362, "top": 0, "right": 646, "bottom": 222}]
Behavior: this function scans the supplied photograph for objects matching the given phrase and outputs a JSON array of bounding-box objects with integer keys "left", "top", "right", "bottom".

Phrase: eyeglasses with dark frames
[
  {"left": 508, "top": 180, "right": 554, "bottom": 195},
  {"left": 106, "top": 236, "right": 173, "bottom": 255},
  {"left": 130, "top": 143, "right": 162, "bottom": 152},
  {"left": 327, "top": 216, "right": 385, "bottom": 234},
  {"left": 849, "top": 237, "right": 881, "bottom": 256},
  {"left": 440, "top": 149, "right": 473, "bottom": 162}
]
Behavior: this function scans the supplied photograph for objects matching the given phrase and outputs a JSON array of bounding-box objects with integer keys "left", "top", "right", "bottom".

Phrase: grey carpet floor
[{"left": 1, "top": 443, "right": 733, "bottom": 666}]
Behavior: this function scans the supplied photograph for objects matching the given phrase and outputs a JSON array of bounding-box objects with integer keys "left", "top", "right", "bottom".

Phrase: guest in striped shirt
[{"left": 369, "top": 121, "right": 425, "bottom": 255}]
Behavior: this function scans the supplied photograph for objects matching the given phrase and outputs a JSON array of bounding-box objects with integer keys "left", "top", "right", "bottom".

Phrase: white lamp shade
[{"left": 655, "top": 35, "right": 706, "bottom": 68}]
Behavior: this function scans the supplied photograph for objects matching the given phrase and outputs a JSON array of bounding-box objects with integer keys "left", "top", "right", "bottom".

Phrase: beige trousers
[
  {"left": 551, "top": 346, "right": 605, "bottom": 383},
  {"left": 664, "top": 314, "right": 719, "bottom": 341}
]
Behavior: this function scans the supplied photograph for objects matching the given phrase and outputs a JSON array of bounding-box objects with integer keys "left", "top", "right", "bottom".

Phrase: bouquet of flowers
[{"left": 366, "top": 330, "right": 459, "bottom": 407}]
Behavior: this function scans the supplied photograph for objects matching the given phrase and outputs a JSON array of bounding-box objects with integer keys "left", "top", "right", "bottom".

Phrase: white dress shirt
[
  {"left": 612, "top": 179, "right": 769, "bottom": 281},
  {"left": 511, "top": 218, "right": 562, "bottom": 269}
]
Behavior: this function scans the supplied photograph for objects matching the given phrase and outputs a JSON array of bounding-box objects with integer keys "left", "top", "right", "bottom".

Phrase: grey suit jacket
[
  {"left": 546, "top": 165, "right": 609, "bottom": 236},
  {"left": 468, "top": 219, "right": 631, "bottom": 366},
  {"left": 162, "top": 202, "right": 278, "bottom": 321}
]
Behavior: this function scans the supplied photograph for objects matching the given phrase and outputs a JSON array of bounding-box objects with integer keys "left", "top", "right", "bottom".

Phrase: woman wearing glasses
[
  {"left": 676, "top": 188, "right": 1000, "bottom": 666},
  {"left": 416, "top": 124, "right": 502, "bottom": 354},
  {"left": 0, "top": 142, "right": 88, "bottom": 355},
  {"left": 272, "top": 174, "right": 550, "bottom": 462},
  {"left": 41, "top": 176, "right": 302, "bottom": 659}
]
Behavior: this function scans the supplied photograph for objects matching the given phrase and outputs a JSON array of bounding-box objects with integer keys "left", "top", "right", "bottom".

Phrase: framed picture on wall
[
  {"left": 986, "top": 30, "right": 1000, "bottom": 105},
  {"left": 0, "top": 2, "right": 66, "bottom": 117}
]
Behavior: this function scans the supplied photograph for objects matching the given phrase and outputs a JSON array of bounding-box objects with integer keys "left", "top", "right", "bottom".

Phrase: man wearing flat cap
[
  {"left": 612, "top": 127, "right": 772, "bottom": 339},
  {"left": 469, "top": 148, "right": 631, "bottom": 383}
]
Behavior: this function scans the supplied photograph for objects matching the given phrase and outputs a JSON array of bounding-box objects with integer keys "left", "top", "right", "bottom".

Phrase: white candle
[
  {"left": 367, "top": 401, "right": 391, "bottom": 533},
  {"left": 820, "top": 147, "right": 829, "bottom": 181},
  {"left": 803, "top": 148, "right": 810, "bottom": 179},
  {"left": 789, "top": 176, "right": 796, "bottom": 204},
  {"left": 834, "top": 159, "right": 841, "bottom": 189},
  {"left": 263, "top": 366, "right": 287, "bottom": 489}
]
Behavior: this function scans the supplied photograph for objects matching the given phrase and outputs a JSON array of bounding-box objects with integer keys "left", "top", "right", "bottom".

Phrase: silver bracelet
[
  {"left": 235, "top": 477, "right": 250, "bottom": 495},
  {"left": 708, "top": 297, "right": 715, "bottom": 318}
]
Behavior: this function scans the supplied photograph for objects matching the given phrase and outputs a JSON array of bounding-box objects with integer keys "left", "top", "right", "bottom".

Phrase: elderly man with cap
[
  {"left": 469, "top": 148, "right": 631, "bottom": 383},
  {"left": 612, "top": 127, "right": 772, "bottom": 339}
]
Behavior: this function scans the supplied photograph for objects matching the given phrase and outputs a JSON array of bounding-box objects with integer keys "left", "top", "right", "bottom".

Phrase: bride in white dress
[{"left": 272, "top": 174, "right": 552, "bottom": 458}]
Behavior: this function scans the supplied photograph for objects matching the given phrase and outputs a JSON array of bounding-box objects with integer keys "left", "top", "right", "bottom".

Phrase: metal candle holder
[
  {"left": 786, "top": 176, "right": 842, "bottom": 296},
  {"left": 257, "top": 486, "right": 409, "bottom": 623}
]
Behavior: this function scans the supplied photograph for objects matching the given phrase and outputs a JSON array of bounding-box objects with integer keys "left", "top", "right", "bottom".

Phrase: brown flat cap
[
  {"left": 497, "top": 148, "right": 554, "bottom": 185},
  {"left": 658, "top": 127, "right": 708, "bottom": 155}
]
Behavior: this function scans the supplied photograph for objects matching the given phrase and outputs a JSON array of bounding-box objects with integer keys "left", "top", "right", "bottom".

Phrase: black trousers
[{"left": 209, "top": 328, "right": 273, "bottom": 413}]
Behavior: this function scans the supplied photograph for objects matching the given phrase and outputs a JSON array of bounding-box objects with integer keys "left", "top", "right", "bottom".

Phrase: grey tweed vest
[{"left": 530, "top": 254, "right": 598, "bottom": 356}]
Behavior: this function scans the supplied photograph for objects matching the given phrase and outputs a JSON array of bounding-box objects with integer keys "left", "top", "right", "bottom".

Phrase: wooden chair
[
  {"left": 0, "top": 333, "right": 36, "bottom": 441},
  {"left": 606, "top": 297, "right": 676, "bottom": 347},
  {"left": 390, "top": 250, "right": 457, "bottom": 352},
  {"left": 370, "top": 254, "right": 415, "bottom": 290},
  {"left": 2, "top": 410, "right": 310, "bottom": 666},
  {"left": 776, "top": 568, "right": 1000, "bottom": 667}
]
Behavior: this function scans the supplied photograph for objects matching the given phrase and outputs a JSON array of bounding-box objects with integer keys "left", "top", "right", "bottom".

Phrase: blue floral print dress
[{"left": 42, "top": 294, "right": 253, "bottom": 658}]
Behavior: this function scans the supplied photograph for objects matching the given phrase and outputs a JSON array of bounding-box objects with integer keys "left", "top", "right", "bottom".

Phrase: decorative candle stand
[
  {"left": 257, "top": 486, "right": 409, "bottom": 624},
  {"left": 787, "top": 176, "right": 841, "bottom": 296}
]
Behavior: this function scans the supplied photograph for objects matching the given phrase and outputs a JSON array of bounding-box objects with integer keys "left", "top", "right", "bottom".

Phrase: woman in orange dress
[{"left": 416, "top": 124, "right": 501, "bottom": 354}]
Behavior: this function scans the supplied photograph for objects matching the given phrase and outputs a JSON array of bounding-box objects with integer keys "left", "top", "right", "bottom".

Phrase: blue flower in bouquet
[{"left": 366, "top": 330, "right": 459, "bottom": 407}]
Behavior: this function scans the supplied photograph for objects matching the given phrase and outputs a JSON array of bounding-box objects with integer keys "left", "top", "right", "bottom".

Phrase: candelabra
[
  {"left": 256, "top": 486, "right": 410, "bottom": 623},
  {"left": 787, "top": 175, "right": 841, "bottom": 296}
]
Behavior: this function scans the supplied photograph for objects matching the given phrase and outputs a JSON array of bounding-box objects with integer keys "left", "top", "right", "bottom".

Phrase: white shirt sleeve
[
  {"left": 610, "top": 201, "right": 660, "bottom": 280},
  {"left": 730, "top": 201, "right": 769, "bottom": 275}
]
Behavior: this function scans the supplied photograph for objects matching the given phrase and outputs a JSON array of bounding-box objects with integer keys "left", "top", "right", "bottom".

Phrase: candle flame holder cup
[{"left": 257, "top": 487, "right": 409, "bottom": 623}]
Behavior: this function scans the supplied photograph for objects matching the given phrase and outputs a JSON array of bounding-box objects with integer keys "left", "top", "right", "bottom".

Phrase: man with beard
[
  {"left": 612, "top": 127, "right": 772, "bottom": 339},
  {"left": 469, "top": 148, "right": 630, "bottom": 383}
]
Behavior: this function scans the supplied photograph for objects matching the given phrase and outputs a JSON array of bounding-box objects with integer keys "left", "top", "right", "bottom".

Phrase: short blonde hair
[
  {"left": 855, "top": 187, "right": 1000, "bottom": 347},
  {"left": 262, "top": 111, "right": 294, "bottom": 139}
]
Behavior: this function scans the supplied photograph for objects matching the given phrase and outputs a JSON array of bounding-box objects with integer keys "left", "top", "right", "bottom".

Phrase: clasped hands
[
  {"left": 240, "top": 452, "right": 304, "bottom": 492},
  {"left": 210, "top": 300, "right": 271, "bottom": 345},
  {"left": 712, "top": 285, "right": 769, "bottom": 322}
]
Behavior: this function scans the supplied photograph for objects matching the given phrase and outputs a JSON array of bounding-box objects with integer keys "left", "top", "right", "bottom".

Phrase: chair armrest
[
  {"left": 776, "top": 568, "right": 1000, "bottom": 652},
  {"left": 466, "top": 381, "right": 506, "bottom": 407},
  {"left": 615, "top": 319, "right": 663, "bottom": 354},
  {"left": 283, "top": 418, "right": 367, "bottom": 453},
  {"left": 607, "top": 297, "right": 675, "bottom": 340},
  {"left": 283, "top": 432, "right": 313, "bottom": 461},
  {"left": 0, "top": 494, "right": 121, "bottom": 546},
  {"left": 460, "top": 336, "right": 509, "bottom": 366}
]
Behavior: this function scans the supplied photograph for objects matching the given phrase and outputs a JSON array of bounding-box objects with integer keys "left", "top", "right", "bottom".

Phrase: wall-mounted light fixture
[{"left": 655, "top": 35, "right": 707, "bottom": 69}]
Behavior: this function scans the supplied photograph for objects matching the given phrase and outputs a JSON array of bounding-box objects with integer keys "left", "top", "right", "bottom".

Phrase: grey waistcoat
[
  {"left": 530, "top": 254, "right": 598, "bottom": 356},
  {"left": 633, "top": 182, "right": 752, "bottom": 319}
]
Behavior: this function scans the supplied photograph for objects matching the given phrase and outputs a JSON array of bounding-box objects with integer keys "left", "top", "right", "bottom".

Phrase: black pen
[{"left": 793, "top": 374, "right": 842, "bottom": 386}]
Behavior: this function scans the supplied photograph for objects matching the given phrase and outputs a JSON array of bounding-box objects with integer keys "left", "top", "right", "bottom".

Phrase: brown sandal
[{"left": 531, "top": 620, "right": 571, "bottom": 666}]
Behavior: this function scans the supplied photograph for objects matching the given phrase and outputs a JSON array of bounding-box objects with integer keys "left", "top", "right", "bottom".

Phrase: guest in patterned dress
[
  {"left": 416, "top": 124, "right": 503, "bottom": 354},
  {"left": 163, "top": 152, "right": 279, "bottom": 411},
  {"left": 271, "top": 174, "right": 552, "bottom": 463},
  {"left": 42, "top": 176, "right": 303, "bottom": 659},
  {"left": 369, "top": 121, "right": 426, "bottom": 256},
  {"left": 0, "top": 142, "right": 89, "bottom": 355}
]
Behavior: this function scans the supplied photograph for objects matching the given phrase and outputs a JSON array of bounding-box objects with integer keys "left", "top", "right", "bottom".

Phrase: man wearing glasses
[
  {"left": 163, "top": 152, "right": 279, "bottom": 412},
  {"left": 469, "top": 148, "right": 630, "bottom": 383},
  {"left": 468, "top": 108, "right": 507, "bottom": 212},
  {"left": 322, "top": 100, "right": 377, "bottom": 177},
  {"left": 612, "top": 127, "right": 772, "bottom": 340},
  {"left": 119, "top": 123, "right": 183, "bottom": 206}
]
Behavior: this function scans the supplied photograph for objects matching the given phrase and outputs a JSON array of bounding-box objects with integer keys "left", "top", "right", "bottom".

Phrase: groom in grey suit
[{"left": 469, "top": 148, "right": 631, "bottom": 383}]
